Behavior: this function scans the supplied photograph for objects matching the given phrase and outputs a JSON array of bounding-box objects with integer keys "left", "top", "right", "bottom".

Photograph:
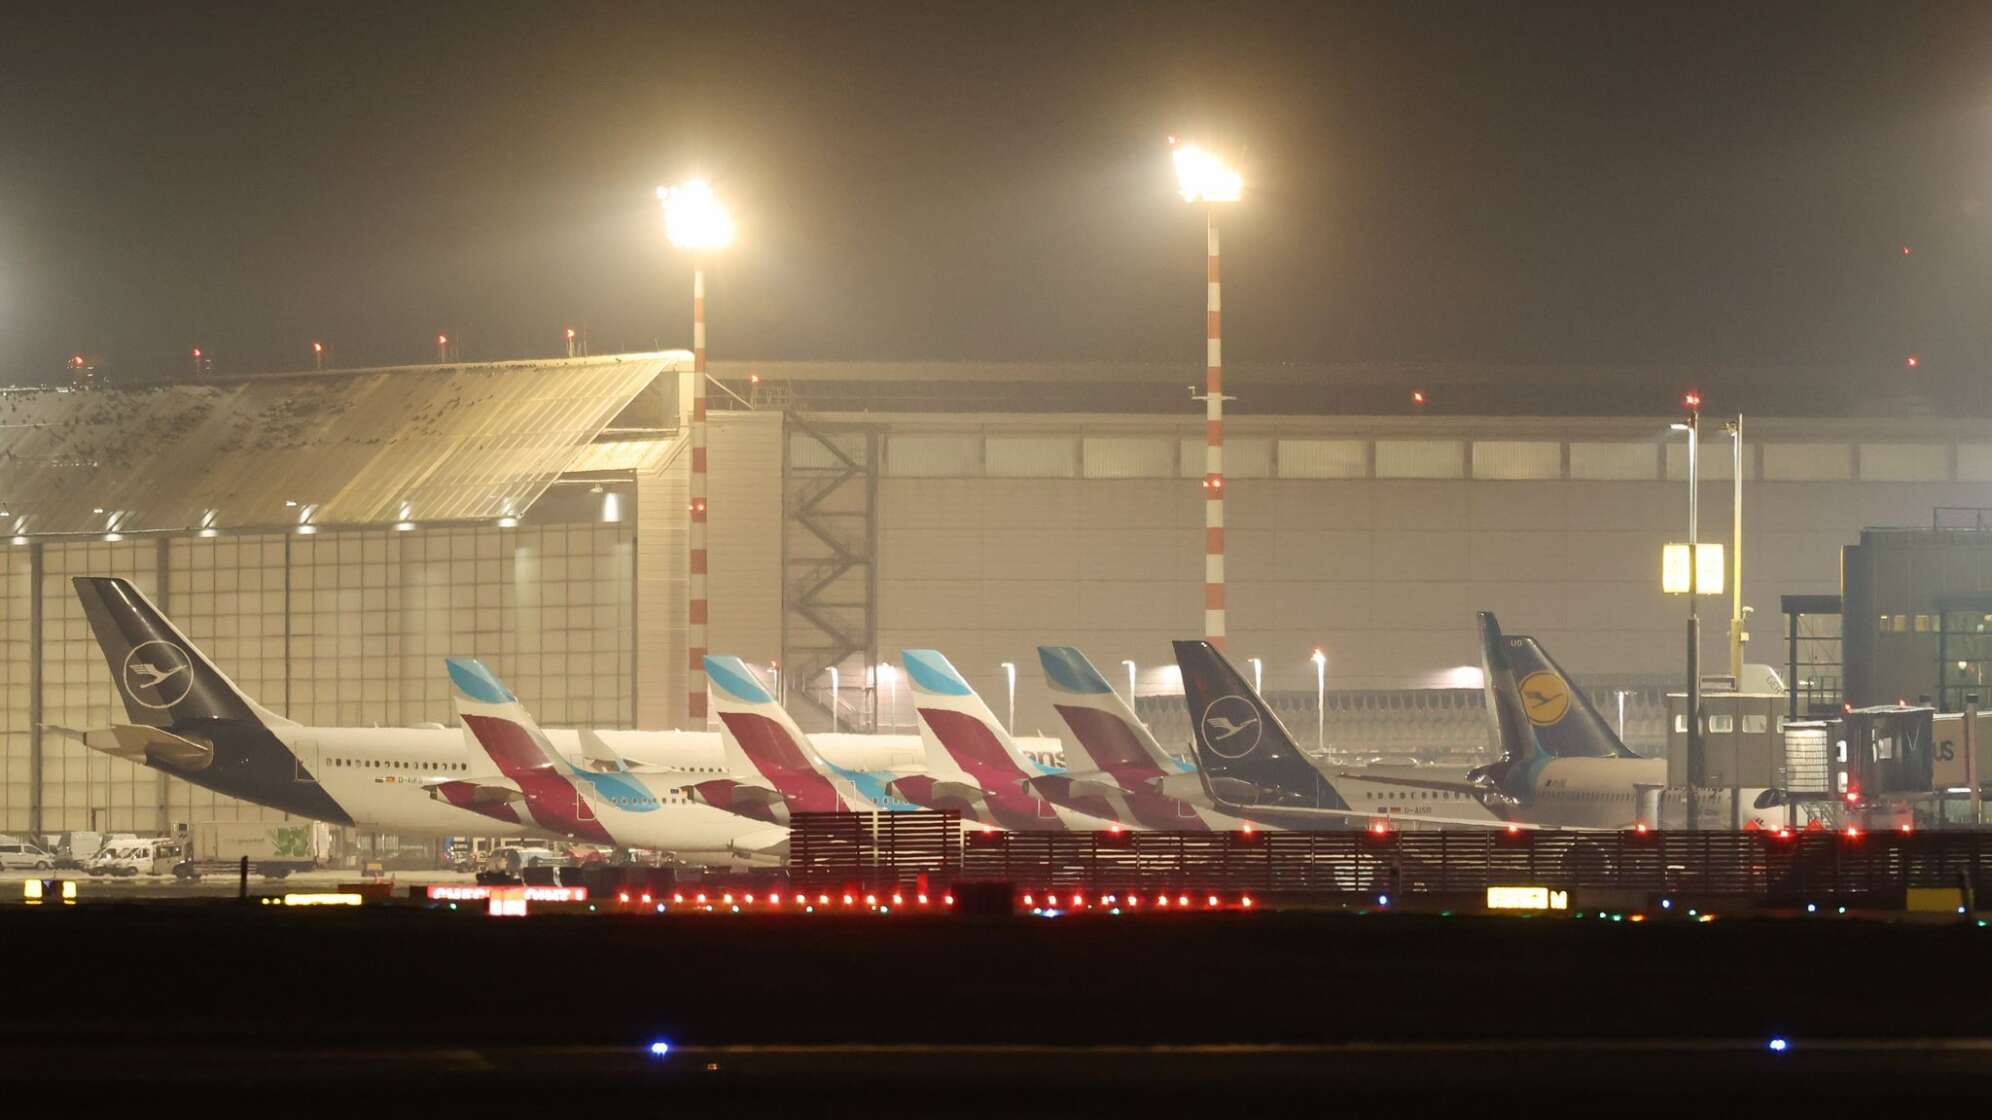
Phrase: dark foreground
[{"left": 7, "top": 904, "right": 1990, "bottom": 1111}]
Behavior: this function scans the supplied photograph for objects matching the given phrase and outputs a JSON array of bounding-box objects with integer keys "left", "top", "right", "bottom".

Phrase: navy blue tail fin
[
  {"left": 1171, "top": 640, "right": 1348, "bottom": 811},
  {"left": 73, "top": 577, "right": 287, "bottom": 728},
  {"left": 1479, "top": 610, "right": 1633, "bottom": 763}
]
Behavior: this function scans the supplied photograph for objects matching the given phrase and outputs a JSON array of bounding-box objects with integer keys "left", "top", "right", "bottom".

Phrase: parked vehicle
[
  {"left": 88, "top": 838, "right": 183, "bottom": 877},
  {"left": 172, "top": 820, "right": 331, "bottom": 880},
  {"left": 0, "top": 839, "right": 57, "bottom": 871}
]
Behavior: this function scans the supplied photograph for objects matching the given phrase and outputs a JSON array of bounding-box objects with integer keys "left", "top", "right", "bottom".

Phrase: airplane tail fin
[
  {"left": 1479, "top": 612, "right": 1635, "bottom": 765},
  {"left": 1171, "top": 640, "right": 1347, "bottom": 811},
  {"left": 73, "top": 576, "right": 290, "bottom": 728},
  {"left": 1037, "top": 645, "right": 1179, "bottom": 782},
  {"left": 447, "top": 657, "right": 562, "bottom": 779},
  {"left": 704, "top": 655, "right": 834, "bottom": 778},
  {"left": 901, "top": 649, "right": 1040, "bottom": 789}
]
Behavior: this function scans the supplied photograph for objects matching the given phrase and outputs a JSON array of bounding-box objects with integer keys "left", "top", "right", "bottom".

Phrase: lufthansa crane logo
[
  {"left": 121, "top": 640, "right": 194, "bottom": 710},
  {"left": 1199, "top": 695, "right": 1263, "bottom": 760},
  {"left": 1517, "top": 670, "right": 1570, "bottom": 727}
]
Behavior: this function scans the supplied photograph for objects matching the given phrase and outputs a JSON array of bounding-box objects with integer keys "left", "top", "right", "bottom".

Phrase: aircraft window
[
  {"left": 1742, "top": 715, "right": 1769, "bottom": 735},
  {"left": 1709, "top": 715, "right": 1735, "bottom": 734}
]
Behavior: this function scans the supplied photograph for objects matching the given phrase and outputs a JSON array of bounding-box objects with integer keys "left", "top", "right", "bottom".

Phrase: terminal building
[{"left": 4, "top": 353, "right": 1992, "bottom": 842}]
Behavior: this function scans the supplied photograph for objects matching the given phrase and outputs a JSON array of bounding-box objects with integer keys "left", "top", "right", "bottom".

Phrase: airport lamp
[
  {"left": 1001, "top": 662, "right": 1017, "bottom": 733},
  {"left": 879, "top": 662, "right": 898, "bottom": 732},
  {"left": 1661, "top": 543, "right": 1725, "bottom": 596},
  {"left": 1311, "top": 648, "right": 1327, "bottom": 750},
  {"left": 1674, "top": 394, "right": 1704, "bottom": 829},
  {"left": 659, "top": 178, "right": 734, "bottom": 729},
  {"left": 1122, "top": 659, "right": 1137, "bottom": 702},
  {"left": 827, "top": 666, "right": 840, "bottom": 733},
  {"left": 1174, "top": 139, "right": 1242, "bottom": 651}
]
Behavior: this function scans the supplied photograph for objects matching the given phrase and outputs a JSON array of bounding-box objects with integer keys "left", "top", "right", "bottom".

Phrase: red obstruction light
[
  {"left": 1411, "top": 389, "right": 1427, "bottom": 407},
  {"left": 1905, "top": 355, "right": 1920, "bottom": 369},
  {"left": 1683, "top": 391, "right": 1701, "bottom": 410},
  {"left": 1844, "top": 825, "right": 1862, "bottom": 839}
]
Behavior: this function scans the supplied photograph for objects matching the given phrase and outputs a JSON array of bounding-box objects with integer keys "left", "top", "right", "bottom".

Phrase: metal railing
[{"left": 790, "top": 813, "right": 1992, "bottom": 901}]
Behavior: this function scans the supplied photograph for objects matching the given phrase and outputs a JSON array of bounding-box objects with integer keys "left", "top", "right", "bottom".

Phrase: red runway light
[
  {"left": 618, "top": 892, "right": 630, "bottom": 903},
  {"left": 769, "top": 893, "right": 781, "bottom": 905},
  {"left": 1206, "top": 895, "right": 1219, "bottom": 908},
  {"left": 1178, "top": 895, "right": 1190, "bottom": 907},
  {"left": 892, "top": 894, "right": 904, "bottom": 906},
  {"left": 943, "top": 894, "right": 954, "bottom": 906},
  {"left": 1072, "top": 894, "right": 1084, "bottom": 907},
  {"left": 1844, "top": 826, "right": 1861, "bottom": 839},
  {"left": 1127, "top": 895, "right": 1140, "bottom": 908},
  {"left": 842, "top": 894, "right": 854, "bottom": 906},
  {"left": 917, "top": 893, "right": 929, "bottom": 905},
  {"left": 640, "top": 893, "right": 652, "bottom": 904},
  {"left": 1157, "top": 895, "right": 1169, "bottom": 908},
  {"left": 695, "top": 892, "right": 707, "bottom": 904},
  {"left": 673, "top": 893, "right": 685, "bottom": 903},
  {"left": 1241, "top": 896, "right": 1254, "bottom": 908},
  {"left": 1023, "top": 893, "right": 1035, "bottom": 906},
  {"left": 1506, "top": 825, "right": 1522, "bottom": 836},
  {"left": 865, "top": 894, "right": 877, "bottom": 907}
]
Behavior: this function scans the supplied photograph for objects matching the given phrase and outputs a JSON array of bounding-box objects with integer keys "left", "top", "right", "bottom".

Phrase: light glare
[
  {"left": 1171, "top": 143, "right": 1243, "bottom": 203},
  {"left": 658, "top": 179, "right": 735, "bottom": 251}
]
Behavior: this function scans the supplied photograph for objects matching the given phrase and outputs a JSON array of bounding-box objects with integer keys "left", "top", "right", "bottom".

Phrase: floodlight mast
[
  {"left": 659, "top": 178, "right": 734, "bottom": 728},
  {"left": 1173, "top": 140, "right": 1242, "bottom": 651}
]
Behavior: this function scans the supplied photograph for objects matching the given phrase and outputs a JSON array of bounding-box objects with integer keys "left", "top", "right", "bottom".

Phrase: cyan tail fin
[
  {"left": 447, "top": 657, "right": 561, "bottom": 779},
  {"left": 704, "top": 654, "right": 866, "bottom": 813},
  {"left": 901, "top": 649, "right": 1042, "bottom": 789},
  {"left": 1037, "top": 645, "right": 1180, "bottom": 781},
  {"left": 73, "top": 576, "right": 293, "bottom": 728},
  {"left": 1479, "top": 611, "right": 1634, "bottom": 764},
  {"left": 1171, "top": 640, "right": 1348, "bottom": 812}
]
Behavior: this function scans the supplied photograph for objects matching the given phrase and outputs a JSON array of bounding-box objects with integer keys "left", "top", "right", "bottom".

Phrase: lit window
[
  {"left": 1916, "top": 614, "right": 1934, "bottom": 633},
  {"left": 1709, "top": 714, "right": 1735, "bottom": 734},
  {"left": 1674, "top": 714, "right": 1688, "bottom": 733}
]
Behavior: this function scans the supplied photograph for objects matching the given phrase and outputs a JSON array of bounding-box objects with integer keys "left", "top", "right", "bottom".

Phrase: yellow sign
[
  {"left": 1487, "top": 886, "right": 1569, "bottom": 911},
  {"left": 1517, "top": 671, "right": 1570, "bottom": 726}
]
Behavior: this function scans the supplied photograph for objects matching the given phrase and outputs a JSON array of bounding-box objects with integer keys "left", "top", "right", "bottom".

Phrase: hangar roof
[{"left": 0, "top": 353, "right": 681, "bottom": 537}]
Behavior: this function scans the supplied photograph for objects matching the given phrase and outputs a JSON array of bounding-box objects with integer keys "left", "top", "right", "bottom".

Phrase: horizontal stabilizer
[{"left": 48, "top": 722, "right": 214, "bottom": 771}]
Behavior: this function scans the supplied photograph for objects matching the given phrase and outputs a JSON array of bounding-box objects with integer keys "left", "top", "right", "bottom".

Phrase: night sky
[{"left": 4, "top": 1, "right": 1992, "bottom": 384}]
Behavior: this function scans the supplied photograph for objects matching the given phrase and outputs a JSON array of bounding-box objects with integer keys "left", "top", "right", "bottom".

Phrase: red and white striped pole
[
  {"left": 688, "top": 264, "right": 709, "bottom": 727},
  {"left": 1203, "top": 208, "right": 1226, "bottom": 650}
]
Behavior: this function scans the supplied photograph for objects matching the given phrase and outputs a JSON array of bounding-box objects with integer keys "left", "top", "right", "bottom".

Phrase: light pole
[
  {"left": 1121, "top": 659, "right": 1137, "bottom": 702},
  {"left": 1001, "top": 662, "right": 1017, "bottom": 733},
  {"left": 769, "top": 662, "right": 780, "bottom": 709},
  {"left": 659, "top": 178, "right": 734, "bottom": 729},
  {"left": 1679, "top": 394, "right": 1702, "bottom": 828},
  {"left": 827, "top": 666, "right": 840, "bottom": 733},
  {"left": 1248, "top": 657, "right": 1263, "bottom": 695},
  {"left": 880, "top": 663, "right": 898, "bottom": 732},
  {"left": 1725, "top": 416, "right": 1745, "bottom": 685},
  {"left": 1311, "top": 648, "right": 1327, "bottom": 751},
  {"left": 1173, "top": 139, "right": 1242, "bottom": 652}
]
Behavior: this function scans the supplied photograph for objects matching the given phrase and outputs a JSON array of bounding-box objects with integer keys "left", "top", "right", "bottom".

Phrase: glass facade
[{"left": 0, "top": 522, "right": 634, "bottom": 836}]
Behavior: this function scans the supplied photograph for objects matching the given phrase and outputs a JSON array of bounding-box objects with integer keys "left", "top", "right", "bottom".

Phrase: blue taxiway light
[
  {"left": 1767, "top": 1038, "right": 1789, "bottom": 1053},
  {"left": 648, "top": 1041, "right": 672, "bottom": 1057}
]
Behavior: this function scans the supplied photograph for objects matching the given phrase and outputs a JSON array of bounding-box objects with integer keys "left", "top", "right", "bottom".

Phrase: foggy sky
[{"left": 4, "top": 0, "right": 1991, "bottom": 384}]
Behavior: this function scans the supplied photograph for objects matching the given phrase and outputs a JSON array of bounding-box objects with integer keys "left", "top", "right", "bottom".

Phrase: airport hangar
[{"left": 2, "top": 352, "right": 1990, "bottom": 842}]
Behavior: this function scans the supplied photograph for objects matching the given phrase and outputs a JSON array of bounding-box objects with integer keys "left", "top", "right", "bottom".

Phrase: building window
[
  {"left": 1916, "top": 614, "right": 1934, "bottom": 633},
  {"left": 1742, "top": 714, "right": 1769, "bottom": 734},
  {"left": 1709, "top": 714, "right": 1735, "bottom": 734}
]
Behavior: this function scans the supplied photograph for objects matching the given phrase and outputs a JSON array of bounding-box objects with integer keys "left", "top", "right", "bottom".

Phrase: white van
[
  {"left": 0, "top": 840, "right": 56, "bottom": 871},
  {"left": 87, "top": 838, "right": 183, "bottom": 877}
]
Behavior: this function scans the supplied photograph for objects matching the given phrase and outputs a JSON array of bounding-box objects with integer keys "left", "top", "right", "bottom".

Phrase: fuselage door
[{"left": 295, "top": 738, "right": 319, "bottom": 784}]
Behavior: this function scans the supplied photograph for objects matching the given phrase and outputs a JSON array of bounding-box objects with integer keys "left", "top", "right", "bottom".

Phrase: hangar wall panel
[
  {"left": 3, "top": 520, "right": 638, "bottom": 836},
  {"left": 866, "top": 417, "right": 1992, "bottom": 747}
]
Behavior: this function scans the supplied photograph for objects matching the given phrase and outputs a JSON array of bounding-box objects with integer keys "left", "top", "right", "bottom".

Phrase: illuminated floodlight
[
  {"left": 658, "top": 179, "right": 734, "bottom": 251},
  {"left": 1661, "top": 543, "right": 1724, "bottom": 596},
  {"left": 1171, "top": 142, "right": 1243, "bottom": 203}
]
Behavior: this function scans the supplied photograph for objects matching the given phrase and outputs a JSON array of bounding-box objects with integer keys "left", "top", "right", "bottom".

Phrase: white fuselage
[{"left": 267, "top": 725, "right": 1060, "bottom": 845}]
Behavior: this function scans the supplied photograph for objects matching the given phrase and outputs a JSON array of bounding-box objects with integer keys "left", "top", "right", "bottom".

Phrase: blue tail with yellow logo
[{"left": 1479, "top": 611, "right": 1637, "bottom": 771}]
